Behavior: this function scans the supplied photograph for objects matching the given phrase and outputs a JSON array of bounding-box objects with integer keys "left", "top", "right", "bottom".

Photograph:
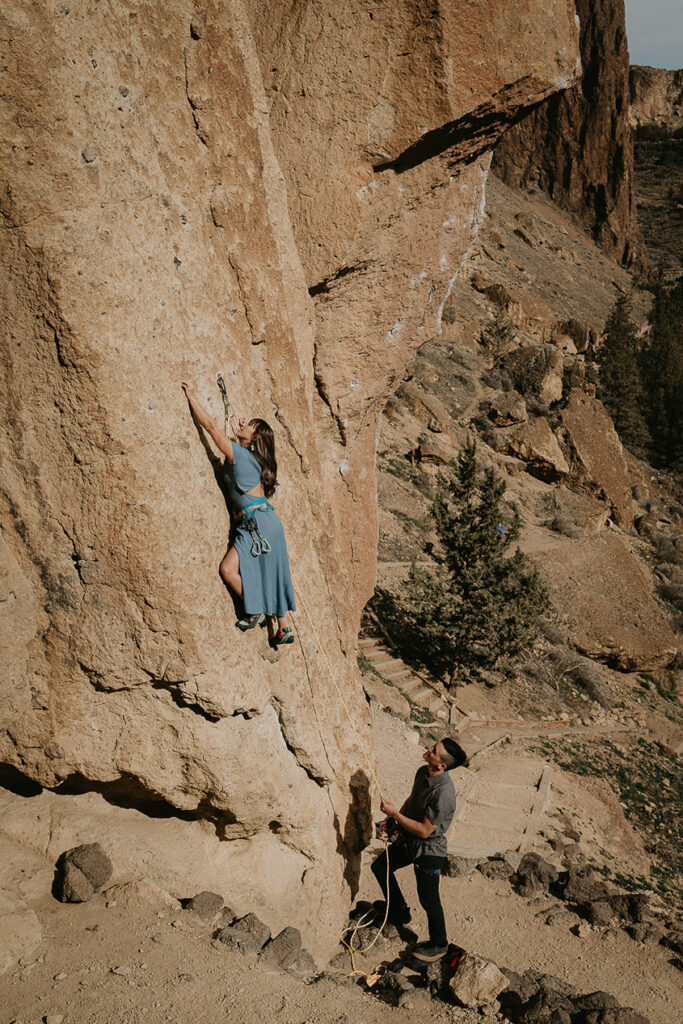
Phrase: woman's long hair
[{"left": 249, "top": 419, "right": 278, "bottom": 498}]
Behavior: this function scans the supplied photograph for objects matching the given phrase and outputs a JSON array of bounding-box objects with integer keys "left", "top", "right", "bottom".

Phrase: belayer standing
[
  {"left": 181, "top": 381, "right": 296, "bottom": 645},
  {"left": 373, "top": 737, "right": 467, "bottom": 962}
]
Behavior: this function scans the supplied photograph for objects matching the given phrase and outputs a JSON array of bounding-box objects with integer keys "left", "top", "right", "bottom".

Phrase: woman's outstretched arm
[{"left": 181, "top": 381, "right": 234, "bottom": 462}]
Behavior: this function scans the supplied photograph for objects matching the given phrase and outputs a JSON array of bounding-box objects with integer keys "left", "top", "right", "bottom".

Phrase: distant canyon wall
[
  {"left": 0, "top": 1, "right": 579, "bottom": 957},
  {"left": 493, "top": 0, "right": 643, "bottom": 270},
  {"left": 630, "top": 66, "right": 683, "bottom": 130}
]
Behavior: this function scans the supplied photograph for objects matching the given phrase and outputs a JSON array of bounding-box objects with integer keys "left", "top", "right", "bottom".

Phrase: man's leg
[
  {"left": 370, "top": 840, "right": 414, "bottom": 922},
  {"left": 414, "top": 856, "right": 447, "bottom": 949}
]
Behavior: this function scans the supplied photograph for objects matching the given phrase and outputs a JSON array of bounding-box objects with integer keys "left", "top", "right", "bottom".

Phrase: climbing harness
[{"left": 238, "top": 496, "right": 273, "bottom": 557}]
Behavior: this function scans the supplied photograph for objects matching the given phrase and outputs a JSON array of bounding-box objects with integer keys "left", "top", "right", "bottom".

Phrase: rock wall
[
  {"left": 493, "top": 0, "right": 643, "bottom": 269},
  {"left": 630, "top": 66, "right": 683, "bottom": 130},
  {"left": 0, "top": 1, "right": 579, "bottom": 957}
]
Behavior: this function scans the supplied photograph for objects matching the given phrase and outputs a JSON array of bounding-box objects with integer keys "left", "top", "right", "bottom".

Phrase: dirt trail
[{"left": 0, "top": 705, "right": 680, "bottom": 1024}]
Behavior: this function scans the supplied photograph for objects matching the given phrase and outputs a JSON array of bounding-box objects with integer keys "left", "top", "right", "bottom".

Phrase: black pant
[{"left": 371, "top": 839, "right": 447, "bottom": 948}]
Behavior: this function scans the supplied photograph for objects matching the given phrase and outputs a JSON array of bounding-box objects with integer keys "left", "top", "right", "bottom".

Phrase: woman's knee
[{"left": 219, "top": 557, "right": 236, "bottom": 584}]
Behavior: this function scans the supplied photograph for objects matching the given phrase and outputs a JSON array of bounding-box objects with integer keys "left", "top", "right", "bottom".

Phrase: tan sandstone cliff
[{"left": 0, "top": 1, "right": 579, "bottom": 957}]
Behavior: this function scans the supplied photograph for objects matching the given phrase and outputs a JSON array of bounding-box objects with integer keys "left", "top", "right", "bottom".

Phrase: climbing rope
[
  {"left": 214, "top": 377, "right": 394, "bottom": 973},
  {"left": 290, "top": 572, "right": 392, "bottom": 971}
]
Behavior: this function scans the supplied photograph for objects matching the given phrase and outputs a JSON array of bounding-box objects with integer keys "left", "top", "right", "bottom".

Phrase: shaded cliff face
[
  {"left": 0, "top": 0, "right": 578, "bottom": 955},
  {"left": 493, "top": 0, "right": 643, "bottom": 270}
]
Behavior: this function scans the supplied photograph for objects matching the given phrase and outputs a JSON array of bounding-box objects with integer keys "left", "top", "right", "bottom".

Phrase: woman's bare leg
[
  {"left": 219, "top": 547, "right": 242, "bottom": 598},
  {"left": 276, "top": 613, "right": 291, "bottom": 636}
]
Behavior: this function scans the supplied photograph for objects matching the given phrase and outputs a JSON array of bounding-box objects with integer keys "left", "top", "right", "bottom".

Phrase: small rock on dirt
[
  {"left": 513, "top": 853, "right": 558, "bottom": 896},
  {"left": 55, "top": 843, "right": 113, "bottom": 903},
  {"left": 216, "top": 913, "right": 270, "bottom": 955},
  {"left": 186, "top": 891, "right": 224, "bottom": 921},
  {"left": 443, "top": 854, "right": 482, "bottom": 878},
  {"left": 260, "top": 926, "right": 302, "bottom": 969},
  {"left": 449, "top": 951, "right": 508, "bottom": 1007}
]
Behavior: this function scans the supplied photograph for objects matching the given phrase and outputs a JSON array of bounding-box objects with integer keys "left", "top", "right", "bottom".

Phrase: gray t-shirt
[{"left": 402, "top": 765, "right": 457, "bottom": 858}]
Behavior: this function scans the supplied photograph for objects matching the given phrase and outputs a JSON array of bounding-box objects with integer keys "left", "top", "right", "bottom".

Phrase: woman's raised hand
[{"left": 181, "top": 380, "right": 195, "bottom": 399}]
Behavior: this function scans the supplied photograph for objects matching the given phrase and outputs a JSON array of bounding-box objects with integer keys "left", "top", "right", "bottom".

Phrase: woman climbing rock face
[{"left": 181, "top": 381, "right": 296, "bottom": 645}]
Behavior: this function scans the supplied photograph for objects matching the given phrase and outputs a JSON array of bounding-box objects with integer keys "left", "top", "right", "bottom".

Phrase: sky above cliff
[{"left": 624, "top": 0, "right": 682, "bottom": 70}]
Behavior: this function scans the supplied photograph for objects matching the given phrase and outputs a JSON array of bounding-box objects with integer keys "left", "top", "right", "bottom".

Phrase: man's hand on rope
[{"left": 380, "top": 797, "right": 398, "bottom": 819}]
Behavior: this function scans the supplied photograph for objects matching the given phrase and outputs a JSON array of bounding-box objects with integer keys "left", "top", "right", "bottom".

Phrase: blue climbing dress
[{"left": 223, "top": 441, "right": 296, "bottom": 618}]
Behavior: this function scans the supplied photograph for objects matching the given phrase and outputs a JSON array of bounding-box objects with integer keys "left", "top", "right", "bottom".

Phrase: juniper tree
[
  {"left": 398, "top": 439, "right": 548, "bottom": 685},
  {"left": 480, "top": 308, "right": 515, "bottom": 362},
  {"left": 598, "top": 293, "right": 650, "bottom": 449}
]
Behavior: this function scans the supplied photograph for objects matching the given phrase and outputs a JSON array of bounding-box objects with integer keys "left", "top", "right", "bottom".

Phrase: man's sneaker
[
  {"left": 411, "top": 941, "right": 448, "bottom": 962},
  {"left": 236, "top": 613, "right": 265, "bottom": 631}
]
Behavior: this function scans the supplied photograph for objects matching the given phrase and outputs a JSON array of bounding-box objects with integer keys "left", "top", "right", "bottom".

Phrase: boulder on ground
[
  {"left": 442, "top": 854, "right": 483, "bottom": 878},
  {"left": 559, "top": 390, "right": 633, "bottom": 529},
  {"left": 0, "top": 888, "right": 42, "bottom": 975},
  {"left": 417, "top": 433, "right": 458, "bottom": 466},
  {"left": 290, "top": 948, "right": 316, "bottom": 976},
  {"left": 488, "top": 392, "right": 528, "bottom": 426},
  {"left": 503, "top": 344, "right": 564, "bottom": 403},
  {"left": 557, "top": 318, "right": 591, "bottom": 353},
  {"left": 583, "top": 900, "right": 615, "bottom": 927},
  {"left": 55, "top": 843, "right": 113, "bottom": 903},
  {"left": 476, "top": 281, "right": 557, "bottom": 342},
  {"left": 506, "top": 418, "right": 569, "bottom": 478},
  {"left": 216, "top": 912, "right": 271, "bottom": 955},
  {"left": 561, "top": 865, "right": 609, "bottom": 904},
  {"left": 477, "top": 855, "right": 515, "bottom": 881},
  {"left": 397, "top": 380, "right": 454, "bottom": 433},
  {"left": 261, "top": 926, "right": 302, "bottom": 969},
  {"left": 103, "top": 879, "right": 179, "bottom": 911},
  {"left": 550, "top": 485, "right": 609, "bottom": 537},
  {"left": 552, "top": 332, "right": 578, "bottom": 354},
  {"left": 626, "top": 921, "right": 664, "bottom": 945},
  {"left": 185, "top": 891, "right": 224, "bottom": 921},
  {"left": 449, "top": 950, "right": 508, "bottom": 1007},
  {"left": 513, "top": 853, "right": 559, "bottom": 896}
]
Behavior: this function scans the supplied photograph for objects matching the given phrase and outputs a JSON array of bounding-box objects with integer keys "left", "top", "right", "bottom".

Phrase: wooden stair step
[
  {"left": 363, "top": 645, "right": 391, "bottom": 658},
  {"left": 383, "top": 666, "right": 412, "bottom": 680},
  {"left": 359, "top": 637, "right": 381, "bottom": 649}
]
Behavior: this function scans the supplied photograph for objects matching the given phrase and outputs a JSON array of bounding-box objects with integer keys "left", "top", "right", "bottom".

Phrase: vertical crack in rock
[
  {"left": 183, "top": 48, "right": 209, "bottom": 148},
  {"left": 227, "top": 253, "right": 256, "bottom": 344},
  {"left": 269, "top": 696, "right": 331, "bottom": 788},
  {"left": 312, "top": 342, "right": 347, "bottom": 445}
]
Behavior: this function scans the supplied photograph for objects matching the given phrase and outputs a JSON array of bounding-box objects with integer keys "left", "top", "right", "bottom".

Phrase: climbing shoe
[
  {"left": 236, "top": 613, "right": 266, "bottom": 632},
  {"left": 275, "top": 626, "right": 294, "bottom": 646},
  {"left": 411, "top": 942, "right": 448, "bottom": 962}
]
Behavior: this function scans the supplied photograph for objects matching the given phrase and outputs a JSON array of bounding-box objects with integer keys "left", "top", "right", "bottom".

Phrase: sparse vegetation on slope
[{"left": 534, "top": 735, "right": 683, "bottom": 911}]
